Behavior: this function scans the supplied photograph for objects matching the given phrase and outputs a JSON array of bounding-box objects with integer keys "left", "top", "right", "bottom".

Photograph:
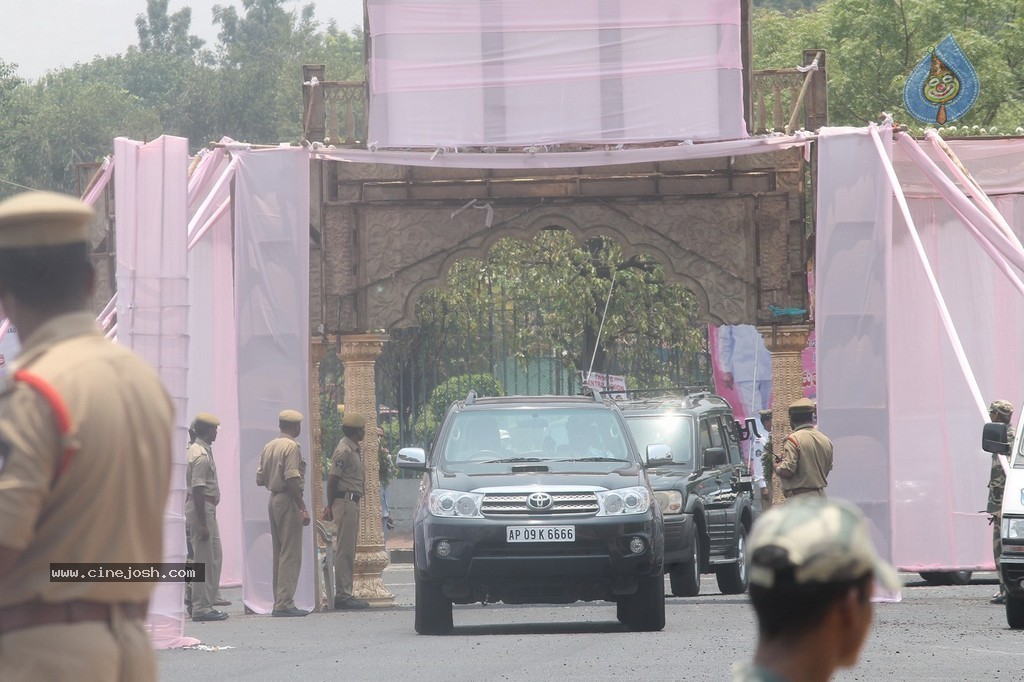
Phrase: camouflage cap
[
  {"left": 747, "top": 496, "right": 901, "bottom": 592},
  {"left": 989, "top": 400, "right": 1014, "bottom": 418}
]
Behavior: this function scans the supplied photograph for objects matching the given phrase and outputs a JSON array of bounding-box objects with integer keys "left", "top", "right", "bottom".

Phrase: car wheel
[
  {"left": 624, "top": 572, "right": 666, "bottom": 632},
  {"left": 414, "top": 570, "right": 453, "bottom": 635},
  {"left": 716, "top": 524, "right": 749, "bottom": 595},
  {"left": 919, "top": 570, "right": 973, "bottom": 586},
  {"left": 670, "top": 531, "right": 701, "bottom": 597},
  {"left": 1008, "top": 595, "right": 1024, "bottom": 629}
]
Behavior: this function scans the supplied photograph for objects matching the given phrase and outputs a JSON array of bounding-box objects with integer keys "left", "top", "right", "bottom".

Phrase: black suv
[
  {"left": 397, "top": 390, "right": 665, "bottom": 634},
  {"left": 618, "top": 390, "right": 754, "bottom": 597}
]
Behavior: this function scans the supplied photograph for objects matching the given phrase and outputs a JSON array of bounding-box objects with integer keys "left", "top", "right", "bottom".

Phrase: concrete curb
[{"left": 389, "top": 548, "right": 414, "bottom": 564}]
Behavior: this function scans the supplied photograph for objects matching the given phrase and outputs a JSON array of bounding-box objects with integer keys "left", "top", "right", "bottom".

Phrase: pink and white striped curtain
[{"left": 367, "top": 0, "right": 746, "bottom": 147}]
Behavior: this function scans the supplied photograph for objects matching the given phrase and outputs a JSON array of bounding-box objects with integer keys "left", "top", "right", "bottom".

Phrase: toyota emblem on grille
[{"left": 527, "top": 492, "right": 553, "bottom": 510}]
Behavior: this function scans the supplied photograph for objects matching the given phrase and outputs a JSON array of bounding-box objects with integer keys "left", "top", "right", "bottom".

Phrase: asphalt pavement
[{"left": 158, "top": 568, "right": 1024, "bottom": 681}]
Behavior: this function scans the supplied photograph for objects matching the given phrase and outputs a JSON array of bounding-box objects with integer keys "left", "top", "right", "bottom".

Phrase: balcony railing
[{"left": 303, "top": 50, "right": 827, "bottom": 148}]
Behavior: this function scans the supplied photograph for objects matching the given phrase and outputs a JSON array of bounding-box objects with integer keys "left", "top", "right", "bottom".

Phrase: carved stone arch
[{"left": 318, "top": 148, "right": 805, "bottom": 335}]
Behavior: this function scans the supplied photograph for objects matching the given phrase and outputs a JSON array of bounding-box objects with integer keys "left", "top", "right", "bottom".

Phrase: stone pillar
[
  {"left": 310, "top": 339, "right": 326, "bottom": 610},
  {"left": 337, "top": 332, "right": 394, "bottom": 607},
  {"left": 758, "top": 324, "right": 811, "bottom": 506}
]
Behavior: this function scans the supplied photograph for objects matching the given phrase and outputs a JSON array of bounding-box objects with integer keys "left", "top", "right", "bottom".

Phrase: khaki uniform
[
  {"left": 0, "top": 312, "right": 173, "bottom": 681},
  {"left": 185, "top": 438, "right": 222, "bottom": 617},
  {"left": 257, "top": 434, "right": 306, "bottom": 611},
  {"left": 988, "top": 423, "right": 1015, "bottom": 594},
  {"left": 775, "top": 423, "right": 833, "bottom": 499},
  {"left": 330, "top": 436, "right": 365, "bottom": 600}
]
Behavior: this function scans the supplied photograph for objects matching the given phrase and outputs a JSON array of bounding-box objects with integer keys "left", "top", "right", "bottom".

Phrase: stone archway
[{"left": 311, "top": 148, "right": 810, "bottom": 606}]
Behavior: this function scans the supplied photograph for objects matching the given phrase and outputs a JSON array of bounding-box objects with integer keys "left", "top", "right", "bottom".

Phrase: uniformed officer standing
[
  {"left": 0, "top": 191, "right": 173, "bottom": 680},
  {"left": 256, "top": 409, "right": 310, "bottom": 617},
  {"left": 774, "top": 398, "right": 833, "bottom": 499},
  {"left": 987, "top": 399, "right": 1015, "bottom": 605},
  {"left": 322, "top": 412, "right": 370, "bottom": 610},
  {"left": 186, "top": 412, "right": 227, "bottom": 621}
]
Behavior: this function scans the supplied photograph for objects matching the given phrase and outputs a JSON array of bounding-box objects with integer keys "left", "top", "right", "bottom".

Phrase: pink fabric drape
[
  {"left": 367, "top": 0, "right": 746, "bottom": 147},
  {"left": 233, "top": 149, "right": 315, "bottom": 615},
  {"left": 817, "top": 126, "right": 1024, "bottom": 573},
  {"left": 186, "top": 148, "right": 244, "bottom": 589},
  {"left": 113, "top": 136, "right": 198, "bottom": 649}
]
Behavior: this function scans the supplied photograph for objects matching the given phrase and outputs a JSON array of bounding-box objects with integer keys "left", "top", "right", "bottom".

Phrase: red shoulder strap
[
  {"left": 786, "top": 433, "right": 801, "bottom": 450},
  {"left": 12, "top": 369, "right": 78, "bottom": 483}
]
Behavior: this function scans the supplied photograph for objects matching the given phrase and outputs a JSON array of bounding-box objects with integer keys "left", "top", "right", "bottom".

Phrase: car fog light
[
  {"left": 1019, "top": 578, "right": 1024, "bottom": 590},
  {"left": 435, "top": 540, "right": 452, "bottom": 557},
  {"left": 629, "top": 537, "right": 646, "bottom": 554}
]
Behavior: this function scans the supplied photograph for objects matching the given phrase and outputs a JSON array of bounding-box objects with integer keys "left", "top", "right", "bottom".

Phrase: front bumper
[
  {"left": 1000, "top": 553, "right": 1024, "bottom": 595},
  {"left": 415, "top": 513, "right": 663, "bottom": 604}
]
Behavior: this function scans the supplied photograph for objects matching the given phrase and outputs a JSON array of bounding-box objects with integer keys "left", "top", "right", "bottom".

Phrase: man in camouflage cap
[
  {"left": 987, "top": 399, "right": 1015, "bottom": 604},
  {"left": 732, "top": 497, "right": 900, "bottom": 681}
]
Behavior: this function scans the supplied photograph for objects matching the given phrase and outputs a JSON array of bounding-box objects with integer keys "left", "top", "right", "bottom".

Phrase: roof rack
[
  {"left": 621, "top": 386, "right": 714, "bottom": 400},
  {"left": 580, "top": 385, "right": 604, "bottom": 403},
  {"left": 465, "top": 389, "right": 477, "bottom": 405}
]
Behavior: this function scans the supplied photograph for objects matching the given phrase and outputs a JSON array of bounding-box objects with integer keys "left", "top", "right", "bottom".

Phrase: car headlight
[
  {"left": 1002, "top": 515, "right": 1024, "bottom": 541},
  {"left": 428, "top": 489, "right": 484, "bottom": 518},
  {"left": 596, "top": 487, "right": 652, "bottom": 516},
  {"left": 653, "top": 490, "right": 683, "bottom": 515}
]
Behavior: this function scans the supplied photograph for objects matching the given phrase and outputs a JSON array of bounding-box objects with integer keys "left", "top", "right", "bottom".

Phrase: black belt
[
  {"left": 0, "top": 600, "right": 148, "bottom": 635},
  {"left": 783, "top": 486, "right": 822, "bottom": 498},
  {"left": 338, "top": 491, "right": 362, "bottom": 503}
]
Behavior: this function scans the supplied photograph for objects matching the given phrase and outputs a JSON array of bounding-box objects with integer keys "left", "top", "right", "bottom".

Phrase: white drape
[
  {"left": 233, "top": 149, "right": 315, "bottom": 614},
  {"left": 113, "top": 136, "right": 197, "bottom": 649},
  {"left": 366, "top": 0, "right": 746, "bottom": 147},
  {"left": 818, "top": 126, "right": 1024, "bottom": 572},
  {"left": 186, "top": 148, "right": 243, "bottom": 589}
]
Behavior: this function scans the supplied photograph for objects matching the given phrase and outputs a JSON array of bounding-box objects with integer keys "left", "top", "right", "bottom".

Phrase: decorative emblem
[
  {"left": 904, "top": 34, "right": 978, "bottom": 125},
  {"left": 526, "top": 492, "right": 553, "bottom": 510}
]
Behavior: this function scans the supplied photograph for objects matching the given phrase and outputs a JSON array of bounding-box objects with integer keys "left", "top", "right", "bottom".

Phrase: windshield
[
  {"left": 624, "top": 414, "right": 694, "bottom": 466},
  {"left": 439, "top": 407, "right": 632, "bottom": 471}
]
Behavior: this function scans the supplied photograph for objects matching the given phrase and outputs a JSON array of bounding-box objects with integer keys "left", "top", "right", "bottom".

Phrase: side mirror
[
  {"left": 644, "top": 443, "right": 673, "bottom": 467},
  {"left": 982, "top": 422, "right": 1011, "bottom": 455},
  {"left": 735, "top": 418, "right": 759, "bottom": 441},
  {"left": 704, "top": 446, "right": 728, "bottom": 468},
  {"left": 396, "top": 447, "right": 427, "bottom": 470}
]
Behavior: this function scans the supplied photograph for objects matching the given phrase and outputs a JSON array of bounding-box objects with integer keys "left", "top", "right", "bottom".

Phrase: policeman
[
  {"left": 186, "top": 412, "right": 227, "bottom": 621},
  {"left": 987, "top": 399, "right": 1015, "bottom": 605},
  {"left": 774, "top": 398, "right": 834, "bottom": 499},
  {"left": 0, "top": 191, "right": 173, "bottom": 680},
  {"left": 256, "top": 409, "right": 310, "bottom": 616},
  {"left": 323, "top": 412, "right": 370, "bottom": 610}
]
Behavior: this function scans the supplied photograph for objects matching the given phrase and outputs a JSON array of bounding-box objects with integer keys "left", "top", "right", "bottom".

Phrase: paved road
[{"left": 159, "top": 568, "right": 1022, "bottom": 681}]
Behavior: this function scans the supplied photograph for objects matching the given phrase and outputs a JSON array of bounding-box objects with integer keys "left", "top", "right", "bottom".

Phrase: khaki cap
[
  {"left": 748, "top": 496, "right": 901, "bottom": 592},
  {"left": 279, "top": 409, "right": 304, "bottom": 423},
  {"left": 193, "top": 413, "right": 221, "bottom": 427},
  {"left": 0, "top": 191, "right": 95, "bottom": 249},
  {"left": 342, "top": 413, "right": 366, "bottom": 428},
  {"left": 989, "top": 400, "right": 1014, "bottom": 418},
  {"left": 788, "top": 398, "right": 816, "bottom": 414}
]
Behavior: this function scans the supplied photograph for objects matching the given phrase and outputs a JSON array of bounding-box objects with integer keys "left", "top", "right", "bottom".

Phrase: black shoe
[
  {"left": 272, "top": 607, "right": 309, "bottom": 617},
  {"left": 334, "top": 596, "right": 369, "bottom": 610},
  {"left": 213, "top": 598, "right": 232, "bottom": 606},
  {"left": 193, "top": 609, "right": 230, "bottom": 621},
  {"left": 991, "top": 595, "right": 1007, "bottom": 605}
]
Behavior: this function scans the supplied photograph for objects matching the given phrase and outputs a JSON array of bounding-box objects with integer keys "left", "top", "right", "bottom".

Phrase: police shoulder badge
[{"left": 904, "top": 33, "right": 979, "bottom": 125}]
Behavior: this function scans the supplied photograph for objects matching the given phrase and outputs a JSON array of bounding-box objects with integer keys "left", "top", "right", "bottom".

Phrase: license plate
[{"left": 506, "top": 525, "right": 575, "bottom": 543}]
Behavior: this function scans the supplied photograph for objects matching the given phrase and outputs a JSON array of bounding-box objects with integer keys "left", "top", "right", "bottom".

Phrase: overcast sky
[{"left": 1, "top": 0, "right": 364, "bottom": 80}]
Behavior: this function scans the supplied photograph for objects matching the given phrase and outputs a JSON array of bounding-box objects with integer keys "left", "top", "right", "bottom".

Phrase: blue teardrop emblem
[{"left": 903, "top": 34, "right": 978, "bottom": 125}]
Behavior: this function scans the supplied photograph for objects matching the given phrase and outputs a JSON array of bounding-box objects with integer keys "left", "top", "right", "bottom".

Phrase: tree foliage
[{"left": 753, "top": 0, "right": 1024, "bottom": 131}]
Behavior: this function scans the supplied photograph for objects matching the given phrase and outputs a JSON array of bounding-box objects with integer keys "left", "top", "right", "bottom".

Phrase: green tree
[
  {"left": 753, "top": 0, "right": 1024, "bottom": 131},
  {"left": 136, "top": 0, "right": 208, "bottom": 60}
]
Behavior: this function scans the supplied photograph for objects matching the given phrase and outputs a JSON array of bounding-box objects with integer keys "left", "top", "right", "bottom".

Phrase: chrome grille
[{"left": 481, "top": 492, "right": 599, "bottom": 516}]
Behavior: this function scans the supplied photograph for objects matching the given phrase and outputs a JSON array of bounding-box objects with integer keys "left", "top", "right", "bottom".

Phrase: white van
[{"left": 982, "top": 421, "right": 1024, "bottom": 628}]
